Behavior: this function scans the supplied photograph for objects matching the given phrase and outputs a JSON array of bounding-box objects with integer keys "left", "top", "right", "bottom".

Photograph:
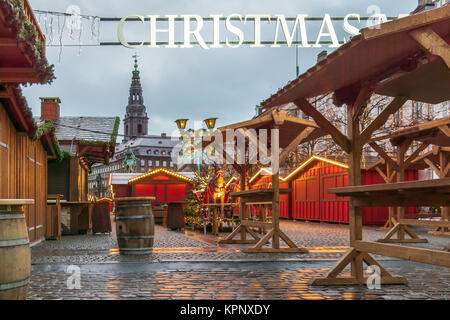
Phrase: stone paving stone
[
  {"left": 27, "top": 262, "right": 450, "bottom": 300},
  {"left": 27, "top": 219, "right": 450, "bottom": 300},
  {"left": 31, "top": 220, "right": 449, "bottom": 264}
]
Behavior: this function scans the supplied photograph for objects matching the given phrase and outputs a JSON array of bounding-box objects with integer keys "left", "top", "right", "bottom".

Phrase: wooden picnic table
[{"left": 222, "top": 188, "right": 308, "bottom": 253}]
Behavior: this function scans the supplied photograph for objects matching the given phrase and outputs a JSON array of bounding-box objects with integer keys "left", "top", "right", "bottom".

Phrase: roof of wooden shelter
[
  {"left": 370, "top": 116, "right": 450, "bottom": 147},
  {"left": 205, "top": 109, "right": 327, "bottom": 150},
  {"left": 34, "top": 116, "right": 121, "bottom": 164},
  {"left": 248, "top": 155, "right": 349, "bottom": 183},
  {"left": 128, "top": 168, "right": 195, "bottom": 184},
  {"left": 261, "top": 6, "right": 450, "bottom": 109}
]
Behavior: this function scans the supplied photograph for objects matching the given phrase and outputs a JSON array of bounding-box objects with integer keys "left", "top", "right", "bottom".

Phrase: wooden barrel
[
  {"left": 0, "top": 203, "right": 31, "bottom": 300},
  {"left": 115, "top": 197, "right": 155, "bottom": 255}
]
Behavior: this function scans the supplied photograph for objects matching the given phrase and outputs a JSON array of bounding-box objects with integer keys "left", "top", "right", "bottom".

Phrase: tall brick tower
[{"left": 123, "top": 54, "right": 149, "bottom": 142}]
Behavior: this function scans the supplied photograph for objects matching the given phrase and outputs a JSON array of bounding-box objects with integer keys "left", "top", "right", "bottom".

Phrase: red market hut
[
  {"left": 248, "top": 168, "right": 290, "bottom": 219},
  {"left": 248, "top": 156, "right": 419, "bottom": 225},
  {"left": 128, "top": 168, "right": 194, "bottom": 203}
]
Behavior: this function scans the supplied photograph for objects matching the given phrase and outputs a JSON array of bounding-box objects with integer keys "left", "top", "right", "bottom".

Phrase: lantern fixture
[
  {"left": 204, "top": 118, "right": 218, "bottom": 130},
  {"left": 175, "top": 119, "right": 189, "bottom": 130}
]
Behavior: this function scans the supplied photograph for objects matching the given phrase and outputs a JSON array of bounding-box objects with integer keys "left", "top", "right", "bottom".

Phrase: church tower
[{"left": 123, "top": 54, "right": 149, "bottom": 142}]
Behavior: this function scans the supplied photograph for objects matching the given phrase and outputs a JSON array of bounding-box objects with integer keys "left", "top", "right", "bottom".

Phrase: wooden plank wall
[
  {"left": 68, "top": 157, "right": 89, "bottom": 202},
  {"left": 0, "top": 103, "right": 48, "bottom": 243}
]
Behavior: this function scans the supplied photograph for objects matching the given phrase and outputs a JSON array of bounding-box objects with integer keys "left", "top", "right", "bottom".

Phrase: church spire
[
  {"left": 129, "top": 53, "right": 143, "bottom": 105},
  {"left": 123, "top": 53, "right": 149, "bottom": 142}
]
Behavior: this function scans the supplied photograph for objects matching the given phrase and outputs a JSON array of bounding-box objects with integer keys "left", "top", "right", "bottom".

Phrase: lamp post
[{"left": 175, "top": 118, "right": 218, "bottom": 175}]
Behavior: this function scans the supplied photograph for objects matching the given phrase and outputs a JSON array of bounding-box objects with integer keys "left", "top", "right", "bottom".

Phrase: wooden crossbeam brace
[
  {"left": 402, "top": 142, "right": 430, "bottom": 169},
  {"left": 360, "top": 96, "right": 408, "bottom": 145},
  {"left": 369, "top": 141, "right": 398, "bottom": 170},
  {"left": 310, "top": 248, "right": 407, "bottom": 286},
  {"left": 439, "top": 125, "right": 450, "bottom": 138},
  {"left": 294, "top": 98, "right": 351, "bottom": 153},
  {"left": 377, "top": 220, "right": 428, "bottom": 244},
  {"left": 351, "top": 86, "right": 372, "bottom": 121},
  {"left": 424, "top": 157, "right": 442, "bottom": 178},
  {"left": 410, "top": 27, "right": 450, "bottom": 69},
  {"left": 353, "top": 241, "right": 450, "bottom": 268}
]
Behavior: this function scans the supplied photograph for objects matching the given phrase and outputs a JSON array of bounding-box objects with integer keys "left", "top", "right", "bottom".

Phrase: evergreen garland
[
  {"left": 0, "top": 0, "right": 55, "bottom": 84},
  {"left": 34, "top": 120, "right": 68, "bottom": 162}
]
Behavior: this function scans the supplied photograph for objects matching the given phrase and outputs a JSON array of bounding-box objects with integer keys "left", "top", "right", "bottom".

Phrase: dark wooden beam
[
  {"left": 410, "top": 27, "right": 450, "bottom": 69},
  {"left": 369, "top": 141, "right": 398, "bottom": 170},
  {"left": 402, "top": 142, "right": 429, "bottom": 169}
]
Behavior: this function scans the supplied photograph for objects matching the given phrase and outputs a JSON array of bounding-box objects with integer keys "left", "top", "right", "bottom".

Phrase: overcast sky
[{"left": 24, "top": 0, "right": 418, "bottom": 137}]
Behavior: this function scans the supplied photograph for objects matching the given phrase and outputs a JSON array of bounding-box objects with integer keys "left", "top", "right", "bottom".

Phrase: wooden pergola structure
[
  {"left": 370, "top": 116, "right": 450, "bottom": 240},
  {"left": 203, "top": 109, "right": 326, "bottom": 252},
  {"left": 260, "top": 6, "right": 450, "bottom": 285}
]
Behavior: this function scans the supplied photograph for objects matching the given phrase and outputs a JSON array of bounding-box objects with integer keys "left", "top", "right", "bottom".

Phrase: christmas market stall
[
  {"left": 369, "top": 116, "right": 450, "bottom": 241},
  {"left": 259, "top": 6, "right": 450, "bottom": 285},
  {"left": 128, "top": 168, "right": 194, "bottom": 226},
  {"left": 0, "top": 0, "right": 55, "bottom": 299},
  {"left": 203, "top": 109, "right": 326, "bottom": 252},
  {"left": 36, "top": 97, "right": 120, "bottom": 235},
  {"left": 248, "top": 155, "right": 419, "bottom": 225}
]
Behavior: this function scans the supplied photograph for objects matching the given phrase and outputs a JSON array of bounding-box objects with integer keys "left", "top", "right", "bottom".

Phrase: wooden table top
[
  {"left": 328, "top": 178, "right": 450, "bottom": 207},
  {"left": 329, "top": 178, "right": 450, "bottom": 196},
  {"left": 60, "top": 201, "right": 92, "bottom": 205},
  {"left": 0, "top": 199, "right": 35, "bottom": 205},
  {"left": 231, "top": 188, "right": 293, "bottom": 197},
  {"left": 115, "top": 197, "right": 156, "bottom": 202}
]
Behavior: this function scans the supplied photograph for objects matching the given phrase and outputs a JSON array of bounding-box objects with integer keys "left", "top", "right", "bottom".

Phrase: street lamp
[
  {"left": 204, "top": 118, "right": 218, "bottom": 130},
  {"left": 175, "top": 118, "right": 218, "bottom": 175},
  {"left": 175, "top": 119, "right": 189, "bottom": 131}
]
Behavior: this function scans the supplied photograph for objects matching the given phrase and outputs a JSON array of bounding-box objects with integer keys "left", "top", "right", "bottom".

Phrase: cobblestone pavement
[
  {"left": 31, "top": 220, "right": 450, "bottom": 264},
  {"left": 28, "top": 219, "right": 450, "bottom": 300},
  {"left": 27, "top": 261, "right": 450, "bottom": 300}
]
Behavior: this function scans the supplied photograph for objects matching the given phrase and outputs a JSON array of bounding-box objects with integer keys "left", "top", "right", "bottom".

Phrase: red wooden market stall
[
  {"left": 109, "top": 169, "right": 194, "bottom": 205},
  {"left": 248, "top": 156, "right": 419, "bottom": 225}
]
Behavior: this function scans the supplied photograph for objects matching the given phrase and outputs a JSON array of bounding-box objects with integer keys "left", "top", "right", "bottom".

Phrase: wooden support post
[
  {"left": 240, "top": 170, "right": 247, "bottom": 241},
  {"left": 429, "top": 149, "right": 450, "bottom": 235},
  {"left": 348, "top": 102, "right": 363, "bottom": 280},
  {"left": 312, "top": 92, "right": 407, "bottom": 286},
  {"left": 396, "top": 140, "right": 411, "bottom": 239},
  {"left": 272, "top": 125, "right": 280, "bottom": 249}
]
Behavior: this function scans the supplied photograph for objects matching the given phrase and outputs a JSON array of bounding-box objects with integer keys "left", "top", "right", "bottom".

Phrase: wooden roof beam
[
  {"left": 369, "top": 141, "right": 398, "bottom": 170},
  {"left": 0, "top": 68, "right": 40, "bottom": 83},
  {"left": 439, "top": 125, "right": 450, "bottom": 138},
  {"left": 410, "top": 27, "right": 450, "bottom": 69},
  {"left": 402, "top": 142, "right": 430, "bottom": 169},
  {"left": 294, "top": 98, "right": 351, "bottom": 153}
]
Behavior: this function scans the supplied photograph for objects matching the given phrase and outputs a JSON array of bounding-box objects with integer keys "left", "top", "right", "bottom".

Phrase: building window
[
  {"left": 170, "top": 161, "right": 174, "bottom": 167},
  {"left": 154, "top": 150, "right": 159, "bottom": 155},
  {"left": 125, "top": 125, "right": 129, "bottom": 136},
  {"left": 148, "top": 160, "right": 152, "bottom": 167},
  {"left": 155, "top": 160, "right": 160, "bottom": 167},
  {"left": 163, "top": 161, "right": 167, "bottom": 167},
  {"left": 162, "top": 151, "right": 166, "bottom": 155},
  {"left": 138, "top": 124, "right": 142, "bottom": 134},
  {"left": 141, "top": 160, "right": 145, "bottom": 167}
]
